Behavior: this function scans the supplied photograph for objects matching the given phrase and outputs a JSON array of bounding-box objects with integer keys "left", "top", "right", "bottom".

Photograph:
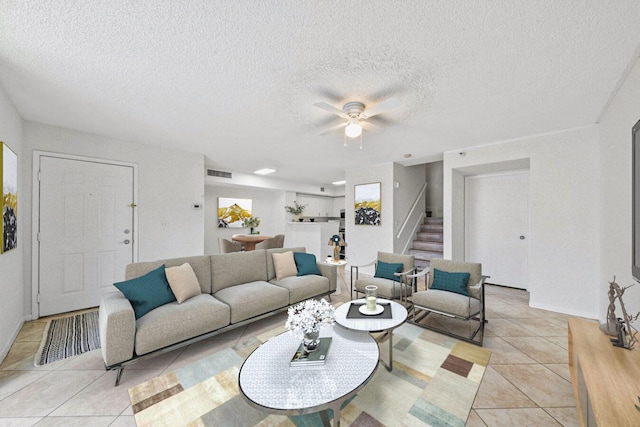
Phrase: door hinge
[
  {"left": 37, "top": 232, "right": 40, "bottom": 242},
  {"left": 36, "top": 293, "right": 41, "bottom": 303},
  {"left": 37, "top": 170, "right": 42, "bottom": 181}
]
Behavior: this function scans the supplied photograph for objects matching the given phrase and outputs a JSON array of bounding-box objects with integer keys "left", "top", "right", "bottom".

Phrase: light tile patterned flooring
[{"left": 0, "top": 279, "right": 579, "bottom": 426}]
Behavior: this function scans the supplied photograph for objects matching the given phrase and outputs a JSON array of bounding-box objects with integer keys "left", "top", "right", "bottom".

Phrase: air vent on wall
[{"left": 207, "top": 169, "right": 232, "bottom": 179}]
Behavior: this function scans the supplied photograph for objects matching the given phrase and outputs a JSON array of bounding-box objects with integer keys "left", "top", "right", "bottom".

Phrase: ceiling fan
[{"left": 314, "top": 97, "right": 402, "bottom": 148}]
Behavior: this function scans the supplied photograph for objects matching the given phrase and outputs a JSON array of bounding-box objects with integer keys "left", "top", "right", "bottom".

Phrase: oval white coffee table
[
  {"left": 239, "top": 325, "right": 378, "bottom": 427},
  {"left": 334, "top": 298, "right": 408, "bottom": 371}
]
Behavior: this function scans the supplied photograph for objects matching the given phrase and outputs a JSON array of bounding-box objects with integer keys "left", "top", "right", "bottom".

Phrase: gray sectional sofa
[{"left": 98, "top": 247, "right": 337, "bottom": 385}]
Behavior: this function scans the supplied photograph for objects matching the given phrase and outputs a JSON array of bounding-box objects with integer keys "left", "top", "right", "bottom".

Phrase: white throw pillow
[
  {"left": 272, "top": 251, "right": 297, "bottom": 281},
  {"left": 165, "top": 263, "right": 201, "bottom": 303}
]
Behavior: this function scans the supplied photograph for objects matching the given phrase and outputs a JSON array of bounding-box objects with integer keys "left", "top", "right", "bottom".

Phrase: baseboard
[{"left": 0, "top": 318, "right": 25, "bottom": 365}]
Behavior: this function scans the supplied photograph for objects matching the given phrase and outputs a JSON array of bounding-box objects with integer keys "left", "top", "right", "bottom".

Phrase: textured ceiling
[{"left": 2, "top": 1, "right": 640, "bottom": 185}]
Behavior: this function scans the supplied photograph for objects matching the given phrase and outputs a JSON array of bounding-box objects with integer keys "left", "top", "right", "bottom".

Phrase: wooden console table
[{"left": 568, "top": 318, "right": 640, "bottom": 426}]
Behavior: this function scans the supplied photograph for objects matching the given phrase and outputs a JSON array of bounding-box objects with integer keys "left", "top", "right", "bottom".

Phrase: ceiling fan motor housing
[{"left": 343, "top": 101, "right": 365, "bottom": 117}]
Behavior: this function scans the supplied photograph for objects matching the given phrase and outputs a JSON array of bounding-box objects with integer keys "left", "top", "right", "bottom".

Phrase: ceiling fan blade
[
  {"left": 318, "top": 122, "right": 347, "bottom": 136},
  {"left": 361, "top": 121, "right": 382, "bottom": 132},
  {"left": 361, "top": 97, "right": 402, "bottom": 118},
  {"left": 314, "top": 102, "right": 348, "bottom": 118}
]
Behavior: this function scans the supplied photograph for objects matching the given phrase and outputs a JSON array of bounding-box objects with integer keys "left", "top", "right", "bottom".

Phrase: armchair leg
[{"left": 115, "top": 367, "right": 124, "bottom": 386}]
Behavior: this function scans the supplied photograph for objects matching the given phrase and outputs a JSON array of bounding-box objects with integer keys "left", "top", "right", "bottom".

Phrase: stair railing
[
  {"left": 400, "top": 211, "right": 426, "bottom": 255},
  {"left": 396, "top": 182, "right": 428, "bottom": 239}
]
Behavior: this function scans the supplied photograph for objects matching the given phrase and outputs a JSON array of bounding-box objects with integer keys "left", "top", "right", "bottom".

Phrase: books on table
[{"left": 290, "top": 337, "right": 332, "bottom": 366}]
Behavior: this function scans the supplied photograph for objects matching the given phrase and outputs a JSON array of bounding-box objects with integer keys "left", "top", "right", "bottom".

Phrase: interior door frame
[{"left": 31, "top": 151, "right": 139, "bottom": 319}]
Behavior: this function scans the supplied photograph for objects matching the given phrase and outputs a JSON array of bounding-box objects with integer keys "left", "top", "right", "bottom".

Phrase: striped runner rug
[{"left": 34, "top": 310, "right": 101, "bottom": 366}]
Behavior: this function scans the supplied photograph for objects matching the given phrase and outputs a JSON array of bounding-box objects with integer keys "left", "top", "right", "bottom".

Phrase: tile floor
[{"left": 0, "top": 279, "right": 580, "bottom": 426}]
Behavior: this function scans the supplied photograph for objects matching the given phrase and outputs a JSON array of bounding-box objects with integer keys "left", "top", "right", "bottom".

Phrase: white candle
[{"left": 366, "top": 296, "right": 376, "bottom": 311}]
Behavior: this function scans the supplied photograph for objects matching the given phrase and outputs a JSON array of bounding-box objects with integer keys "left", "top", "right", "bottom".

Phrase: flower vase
[{"left": 303, "top": 330, "right": 320, "bottom": 353}]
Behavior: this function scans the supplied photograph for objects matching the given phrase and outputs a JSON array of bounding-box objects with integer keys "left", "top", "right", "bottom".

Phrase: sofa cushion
[
  {"left": 266, "top": 247, "right": 306, "bottom": 281},
  {"left": 272, "top": 251, "right": 297, "bottom": 281},
  {"left": 125, "top": 256, "right": 213, "bottom": 294},
  {"left": 135, "top": 294, "right": 230, "bottom": 355},
  {"left": 165, "top": 263, "right": 202, "bottom": 303},
  {"left": 114, "top": 264, "right": 176, "bottom": 319},
  {"left": 374, "top": 261, "right": 403, "bottom": 281},
  {"left": 430, "top": 268, "right": 470, "bottom": 296},
  {"left": 272, "top": 275, "right": 330, "bottom": 304},
  {"left": 354, "top": 277, "right": 412, "bottom": 299},
  {"left": 412, "top": 289, "right": 480, "bottom": 318},
  {"left": 211, "top": 251, "right": 268, "bottom": 292},
  {"left": 294, "top": 252, "right": 321, "bottom": 276},
  {"left": 214, "top": 281, "right": 289, "bottom": 323}
]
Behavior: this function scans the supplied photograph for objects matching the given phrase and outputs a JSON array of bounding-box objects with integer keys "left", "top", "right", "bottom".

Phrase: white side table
[
  {"left": 324, "top": 258, "right": 347, "bottom": 295},
  {"left": 334, "top": 298, "right": 408, "bottom": 371}
]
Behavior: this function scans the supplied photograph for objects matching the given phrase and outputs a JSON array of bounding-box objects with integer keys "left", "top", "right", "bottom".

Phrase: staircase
[{"left": 409, "top": 216, "right": 443, "bottom": 270}]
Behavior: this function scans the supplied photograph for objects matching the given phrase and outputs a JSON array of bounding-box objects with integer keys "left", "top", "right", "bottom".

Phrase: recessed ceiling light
[
  {"left": 332, "top": 180, "right": 346, "bottom": 185},
  {"left": 254, "top": 168, "right": 276, "bottom": 175},
  {"left": 403, "top": 153, "right": 412, "bottom": 158}
]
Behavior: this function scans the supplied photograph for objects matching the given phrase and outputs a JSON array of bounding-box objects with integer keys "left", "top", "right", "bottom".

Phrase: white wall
[
  {"left": 346, "top": 163, "right": 395, "bottom": 273},
  {"left": 425, "top": 161, "right": 444, "bottom": 217},
  {"left": 599, "top": 55, "right": 640, "bottom": 319},
  {"left": 204, "top": 185, "right": 287, "bottom": 254},
  {"left": 0, "top": 86, "right": 24, "bottom": 362},
  {"left": 23, "top": 122, "right": 205, "bottom": 317},
  {"left": 393, "top": 163, "right": 427, "bottom": 253},
  {"left": 444, "top": 126, "right": 601, "bottom": 318}
]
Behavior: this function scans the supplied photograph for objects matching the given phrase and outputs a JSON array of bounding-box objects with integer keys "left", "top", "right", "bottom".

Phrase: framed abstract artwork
[
  {"left": 354, "top": 182, "right": 381, "bottom": 225},
  {"left": 1, "top": 142, "right": 18, "bottom": 253},
  {"left": 218, "top": 197, "right": 252, "bottom": 228}
]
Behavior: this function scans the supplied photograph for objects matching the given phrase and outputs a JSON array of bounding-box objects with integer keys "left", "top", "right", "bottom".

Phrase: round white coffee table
[
  {"left": 334, "top": 298, "right": 408, "bottom": 371},
  {"left": 239, "top": 325, "right": 378, "bottom": 427}
]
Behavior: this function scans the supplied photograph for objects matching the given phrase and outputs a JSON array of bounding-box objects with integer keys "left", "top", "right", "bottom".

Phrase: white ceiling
[{"left": 2, "top": 1, "right": 640, "bottom": 185}]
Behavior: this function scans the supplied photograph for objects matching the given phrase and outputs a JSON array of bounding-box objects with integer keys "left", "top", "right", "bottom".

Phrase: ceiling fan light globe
[{"left": 345, "top": 122, "right": 362, "bottom": 138}]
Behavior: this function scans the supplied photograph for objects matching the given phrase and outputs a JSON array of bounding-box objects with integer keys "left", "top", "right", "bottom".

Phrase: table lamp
[{"left": 328, "top": 234, "right": 346, "bottom": 262}]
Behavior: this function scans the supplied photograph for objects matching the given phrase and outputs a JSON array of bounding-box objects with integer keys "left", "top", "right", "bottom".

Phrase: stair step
[
  {"left": 412, "top": 241, "right": 443, "bottom": 251},
  {"left": 414, "top": 259, "right": 430, "bottom": 270},
  {"left": 409, "top": 249, "right": 443, "bottom": 262},
  {"left": 421, "top": 224, "right": 443, "bottom": 233},
  {"left": 424, "top": 217, "right": 443, "bottom": 225},
  {"left": 416, "top": 232, "right": 443, "bottom": 242}
]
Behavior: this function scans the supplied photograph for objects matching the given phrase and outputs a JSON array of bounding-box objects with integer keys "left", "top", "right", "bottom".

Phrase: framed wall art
[
  {"left": 1, "top": 142, "right": 18, "bottom": 253},
  {"left": 354, "top": 182, "right": 381, "bottom": 226},
  {"left": 218, "top": 197, "right": 252, "bottom": 228}
]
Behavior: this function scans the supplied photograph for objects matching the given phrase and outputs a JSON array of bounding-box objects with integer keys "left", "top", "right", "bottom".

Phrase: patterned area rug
[
  {"left": 129, "top": 322, "right": 490, "bottom": 426},
  {"left": 34, "top": 310, "right": 101, "bottom": 366}
]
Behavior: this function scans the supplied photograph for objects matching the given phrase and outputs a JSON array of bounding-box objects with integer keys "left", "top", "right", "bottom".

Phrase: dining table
[{"left": 231, "top": 234, "right": 273, "bottom": 251}]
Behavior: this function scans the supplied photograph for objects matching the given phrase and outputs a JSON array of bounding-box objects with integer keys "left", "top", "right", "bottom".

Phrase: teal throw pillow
[
  {"left": 294, "top": 252, "right": 321, "bottom": 276},
  {"left": 374, "top": 261, "right": 404, "bottom": 281},
  {"left": 113, "top": 264, "right": 177, "bottom": 319},
  {"left": 430, "top": 268, "right": 470, "bottom": 296}
]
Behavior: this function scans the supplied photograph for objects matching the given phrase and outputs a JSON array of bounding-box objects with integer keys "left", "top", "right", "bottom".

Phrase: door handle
[{"left": 122, "top": 239, "right": 131, "bottom": 245}]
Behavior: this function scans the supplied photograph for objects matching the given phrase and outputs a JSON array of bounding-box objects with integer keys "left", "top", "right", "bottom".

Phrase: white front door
[
  {"left": 37, "top": 155, "right": 135, "bottom": 316},
  {"left": 465, "top": 170, "right": 529, "bottom": 290}
]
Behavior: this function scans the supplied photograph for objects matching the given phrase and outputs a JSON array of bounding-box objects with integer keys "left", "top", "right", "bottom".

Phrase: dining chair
[
  {"left": 255, "top": 234, "right": 285, "bottom": 250},
  {"left": 218, "top": 237, "right": 243, "bottom": 253}
]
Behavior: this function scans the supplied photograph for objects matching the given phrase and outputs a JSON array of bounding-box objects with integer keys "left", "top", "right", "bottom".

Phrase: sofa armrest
[
  {"left": 99, "top": 291, "right": 136, "bottom": 367},
  {"left": 316, "top": 262, "right": 338, "bottom": 292}
]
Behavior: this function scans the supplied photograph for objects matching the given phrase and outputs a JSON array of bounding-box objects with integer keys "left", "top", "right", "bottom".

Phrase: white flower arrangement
[
  {"left": 285, "top": 298, "right": 335, "bottom": 334},
  {"left": 243, "top": 216, "right": 260, "bottom": 227}
]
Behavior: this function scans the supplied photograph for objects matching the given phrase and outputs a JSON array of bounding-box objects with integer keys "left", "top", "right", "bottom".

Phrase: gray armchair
[
  {"left": 350, "top": 252, "right": 415, "bottom": 302},
  {"left": 408, "top": 258, "right": 488, "bottom": 345}
]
